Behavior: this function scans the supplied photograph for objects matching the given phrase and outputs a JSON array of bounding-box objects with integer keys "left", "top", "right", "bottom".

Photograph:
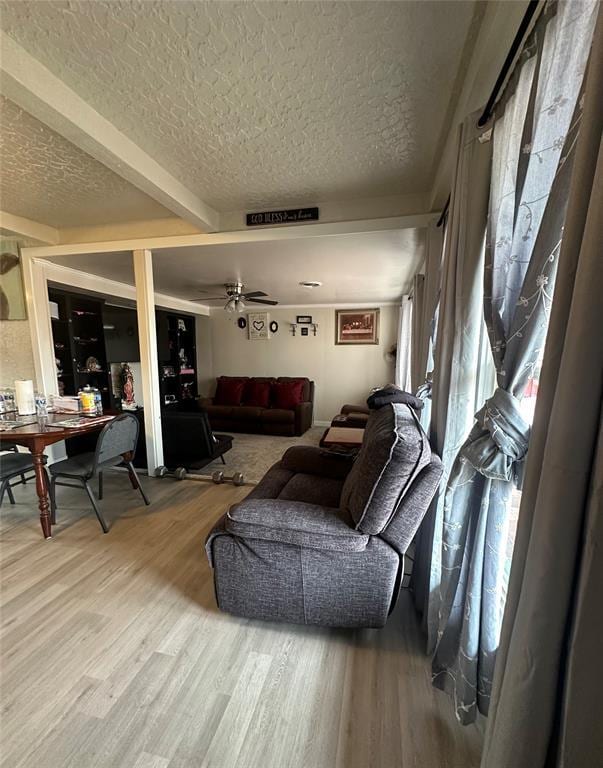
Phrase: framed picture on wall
[
  {"left": 0, "top": 240, "right": 27, "bottom": 320},
  {"left": 248, "top": 311, "right": 270, "bottom": 340},
  {"left": 335, "top": 308, "right": 380, "bottom": 345}
]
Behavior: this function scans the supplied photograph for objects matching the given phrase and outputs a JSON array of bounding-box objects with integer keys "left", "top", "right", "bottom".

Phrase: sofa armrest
[
  {"left": 225, "top": 498, "right": 368, "bottom": 553},
  {"left": 280, "top": 445, "right": 354, "bottom": 480},
  {"left": 341, "top": 403, "right": 370, "bottom": 416},
  {"left": 294, "top": 400, "right": 313, "bottom": 435}
]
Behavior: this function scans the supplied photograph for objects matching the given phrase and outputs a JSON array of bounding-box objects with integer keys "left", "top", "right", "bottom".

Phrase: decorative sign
[
  {"left": 248, "top": 311, "right": 270, "bottom": 340},
  {"left": 246, "top": 207, "right": 319, "bottom": 227}
]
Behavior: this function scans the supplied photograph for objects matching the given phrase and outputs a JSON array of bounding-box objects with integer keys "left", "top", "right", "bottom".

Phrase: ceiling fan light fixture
[
  {"left": 237, "top": 298, "right": 246, "bottom": 312},
  {"left": 299, "top": 281, "right": 322, "bottom": 288},
  {"left": 225, "top": 297, "right": 237, "bottom": 313}
]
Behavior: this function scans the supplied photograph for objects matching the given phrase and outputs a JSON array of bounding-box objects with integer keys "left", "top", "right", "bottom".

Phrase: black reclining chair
[
  {"left": 161, "top": 410, "right": 233, "bottom": 470},
  {"left": 132, "top": 408, "right": 233, "bottom": 470}
]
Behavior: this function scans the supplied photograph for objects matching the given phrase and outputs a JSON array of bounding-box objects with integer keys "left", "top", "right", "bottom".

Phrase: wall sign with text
[{"left": 246, "top": 207, "right": 319, "bottom": 226}]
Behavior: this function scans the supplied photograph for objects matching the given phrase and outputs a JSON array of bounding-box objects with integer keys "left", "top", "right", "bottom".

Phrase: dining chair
[
  {"left": 1, "top": 442, "right": 28, "bottom": 486},
  {"left": 0, "top": 451, "right": 40, "bottom": 507},
  {"left": 49, "top": 413, "right": 150, "bottom": 533}
]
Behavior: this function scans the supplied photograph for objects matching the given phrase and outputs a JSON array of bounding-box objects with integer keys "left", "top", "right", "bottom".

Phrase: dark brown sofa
[{"left": 200, "top": 376, "right": 314, "bottom": 436}]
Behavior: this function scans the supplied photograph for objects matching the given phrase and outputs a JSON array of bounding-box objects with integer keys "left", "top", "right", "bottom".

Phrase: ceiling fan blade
[
  {"left": 189, "top": 296, "right": 226, "bottom": 302},
  {"left": 241, "top": 290, "right": 267, "bottom": 299},
  {"left": 248, "top": 298, "right": 278, "bottom": 305}
]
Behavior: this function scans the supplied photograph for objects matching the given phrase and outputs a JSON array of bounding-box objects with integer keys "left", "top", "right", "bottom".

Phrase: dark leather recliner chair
[
  {"left": 133, "top": 408, "right": 232, "bottom": 470},
  {"left": 206, "top": 403, "right": 441, "bottom": 628}
]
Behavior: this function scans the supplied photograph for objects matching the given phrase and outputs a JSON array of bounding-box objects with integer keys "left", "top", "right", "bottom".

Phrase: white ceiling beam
[
  {"left": 43, "top": 260, "right": 210, "bottom": 316},
  {"left": 0, "top": 210, "right": 59, "bottom": 244},
  {"left": 21, "top": 214, "right": 438, "bottom": 259},
  {"left": 0, "top": 32, "right": 219, "bottom": 233}
]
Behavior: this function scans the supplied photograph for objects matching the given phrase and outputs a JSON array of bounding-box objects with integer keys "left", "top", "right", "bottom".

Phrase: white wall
[
  {"left": 0, "top": 319, "right": 36, "bottom": 387},
  {"left": 209, "top": 305, "right": 398, "bottom": 423},
  {"left": 429, "top": 0, "right": 529, "bottom": 209}
]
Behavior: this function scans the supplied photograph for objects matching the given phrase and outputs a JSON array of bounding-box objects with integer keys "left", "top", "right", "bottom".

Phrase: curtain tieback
[
  {"left": 461, "top": 388, "right": 530, "bottom": 484},
  {"left": 416, "top": 373, "right": 433, "bottom": 402}
]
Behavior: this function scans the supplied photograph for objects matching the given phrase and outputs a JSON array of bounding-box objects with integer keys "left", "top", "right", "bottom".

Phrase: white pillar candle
[{"left": 15, "top": 379, "right": 35, "bottom": 415}]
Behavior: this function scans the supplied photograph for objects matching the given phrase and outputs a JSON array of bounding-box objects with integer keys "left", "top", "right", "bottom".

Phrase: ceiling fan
[{"left": 191, "top": 282, "right": 278, "bottom": 313}]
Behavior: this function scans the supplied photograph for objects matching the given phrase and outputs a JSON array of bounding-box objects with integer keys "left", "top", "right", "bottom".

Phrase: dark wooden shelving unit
[
  {"left": 156, "top": 310, "right": 197, "bottom": 405},
  {"left": 48, "top": 288, "right": 111, "bottom": 408}
]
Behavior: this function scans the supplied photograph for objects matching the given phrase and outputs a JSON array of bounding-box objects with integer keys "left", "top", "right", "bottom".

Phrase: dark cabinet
[
  {"left": 103, "top": 305, "right": 140, "bottom": 363},
  {"left": 48, "top": 289, "right": 198, "bottom": 409},
  {"left": 48, "top": 288, "right": 111, "bottom": 408},
  {"left": 156, "top": 310, "right": 197, "bottom": 404}
]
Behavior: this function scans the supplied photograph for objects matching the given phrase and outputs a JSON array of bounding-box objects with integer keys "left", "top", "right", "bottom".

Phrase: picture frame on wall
[
  {"left": 335, "top": 308, "right": 380, "bottom": 345},
  {"left": 248, "top": 311, "right": 270, "bottom": 340},
  {"left": 296, "top": 315, "right": 312, "bottom": 324},
  {"left": 0, "top": 240, "right": 27, "bottom": 320}
]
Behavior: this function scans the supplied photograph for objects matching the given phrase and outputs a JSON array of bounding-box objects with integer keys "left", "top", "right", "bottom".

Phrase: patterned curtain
[
  {"left": 410, "top": 273, "right": 425, "bottom": 393},
  {"left": 414, "top": 220, "right": 444, "bottom": 431},
  {"left": 431, "top": 0, "right": 597, "bottom": 725},
  {"left": 413, "top": 110, "right": 492, "bottom": 645},
  {"left": 395, "top": 296, "right": 412, "bottom": 391}
]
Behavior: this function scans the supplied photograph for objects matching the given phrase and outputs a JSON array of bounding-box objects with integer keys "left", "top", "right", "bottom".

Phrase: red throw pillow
[
  {"left": 244, "top": 380, "right": 272, "bottom": 408},
  {"left": 272, "top": 380, "right": 305, "bottom": 409},
  {"left": 214, "top": 378, "right": 246, "bottom": 406}
]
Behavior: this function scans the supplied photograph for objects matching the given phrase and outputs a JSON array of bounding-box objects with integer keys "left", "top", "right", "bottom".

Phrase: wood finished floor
[{"left": 0, "top": 472, "right": 482, "bottom": 768}]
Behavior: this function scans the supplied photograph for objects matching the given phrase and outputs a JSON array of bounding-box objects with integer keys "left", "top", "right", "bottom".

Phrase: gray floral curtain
[
  {"left": 431, "top": 0, "right": 597, "bottom": 725},
  {"left": 482, "top": 5, "right": 603, "bottom": 763},
  {"left": 411, "top": 112, "right": 492, "bottom": 641},
  {"left": 414, "top": 220, "right": 444, "bottom": 431},
  {"left": 410, "top": 273, "right": 425, "bottom": 393}
]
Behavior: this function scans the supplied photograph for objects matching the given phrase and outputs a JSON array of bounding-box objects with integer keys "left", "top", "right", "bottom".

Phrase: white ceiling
[
  {"left": 1, "top": 0, "right": 479, "bottom": 218},
  {"left": 0, "top": 96, "right": 172, "bottom": 227},
  {"left": 47, "top": 228, "right": 424, "bottom": 305}
]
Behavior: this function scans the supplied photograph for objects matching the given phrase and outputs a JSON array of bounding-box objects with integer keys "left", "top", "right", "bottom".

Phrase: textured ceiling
[
  {"left": 0, "top": 96, "right": 172, "bottom": 227},
  {"left": 1, "top": 0, "right": 478, "bottom": 212},
  {"left": 47, "top": 228, "right": 424, "bottom": 304}
]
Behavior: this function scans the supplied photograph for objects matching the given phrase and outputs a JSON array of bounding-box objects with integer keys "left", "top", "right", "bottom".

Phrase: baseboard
[{"left": 313, "top": 420, "right": 331, "bottom": 427}]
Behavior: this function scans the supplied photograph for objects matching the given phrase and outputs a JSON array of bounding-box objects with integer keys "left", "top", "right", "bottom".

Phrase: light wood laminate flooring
[{"left": 0, "top": 472, "right": 482, "bottom": 768}]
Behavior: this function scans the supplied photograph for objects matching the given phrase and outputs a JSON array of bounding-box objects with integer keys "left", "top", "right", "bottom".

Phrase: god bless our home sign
[{"left": 248, "top": 312, "right": 270, "bottom": 340}]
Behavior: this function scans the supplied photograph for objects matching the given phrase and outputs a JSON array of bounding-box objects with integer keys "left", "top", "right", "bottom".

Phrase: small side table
[{"left": 321, "top": 427, "right": 365, "bottom": 448}]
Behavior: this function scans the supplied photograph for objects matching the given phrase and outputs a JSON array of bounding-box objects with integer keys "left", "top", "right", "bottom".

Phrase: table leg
[{"left": 32, "top": 451, "right": 51, "bottom": 539}]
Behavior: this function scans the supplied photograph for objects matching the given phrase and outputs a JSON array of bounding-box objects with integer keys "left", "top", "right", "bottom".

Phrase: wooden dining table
[{"left": 0, "top": 412, "right": 116, "bottom": 539}]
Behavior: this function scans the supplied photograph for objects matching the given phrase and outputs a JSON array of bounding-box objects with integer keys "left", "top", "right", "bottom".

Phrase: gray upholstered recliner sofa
[{"left": 205, "top": 403, "right": 442, "bottom": 628}]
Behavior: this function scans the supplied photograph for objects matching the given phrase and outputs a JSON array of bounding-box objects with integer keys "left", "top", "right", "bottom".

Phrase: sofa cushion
[
  {"left": 277, "top": 377, "right": 310, "bottom": 402},
  {"left": 215, "top": 377, "right": 247, "bottom": 406},
  {"left": 261, "top": 408, "right": 295, "bottom": 424},
  {"left": 231, "top": 406, "right": 264, "bottom": 421},
  {"left": 243, "top": 378, "right": 273, "bottom": 408},
  {"left": 226, "top": 499, "right": 369, "bottom": 553},
  {"left": 204, "top": 404, "right": 235, "bottom": 419},
  {"left": 280, "top": 446, "right": 354, "bottom": 480},
  {"left": 278, "top": 473, "right": 343, "bottom": 509},
  {"left": 246, "top": 462, "right": 295, "bottom": 500},
  {"left": 340, "top": 403, "right": 431, "bottom": 535},
  {"left": 272, "top": 380, "right": 304, "bottom": 409}
]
